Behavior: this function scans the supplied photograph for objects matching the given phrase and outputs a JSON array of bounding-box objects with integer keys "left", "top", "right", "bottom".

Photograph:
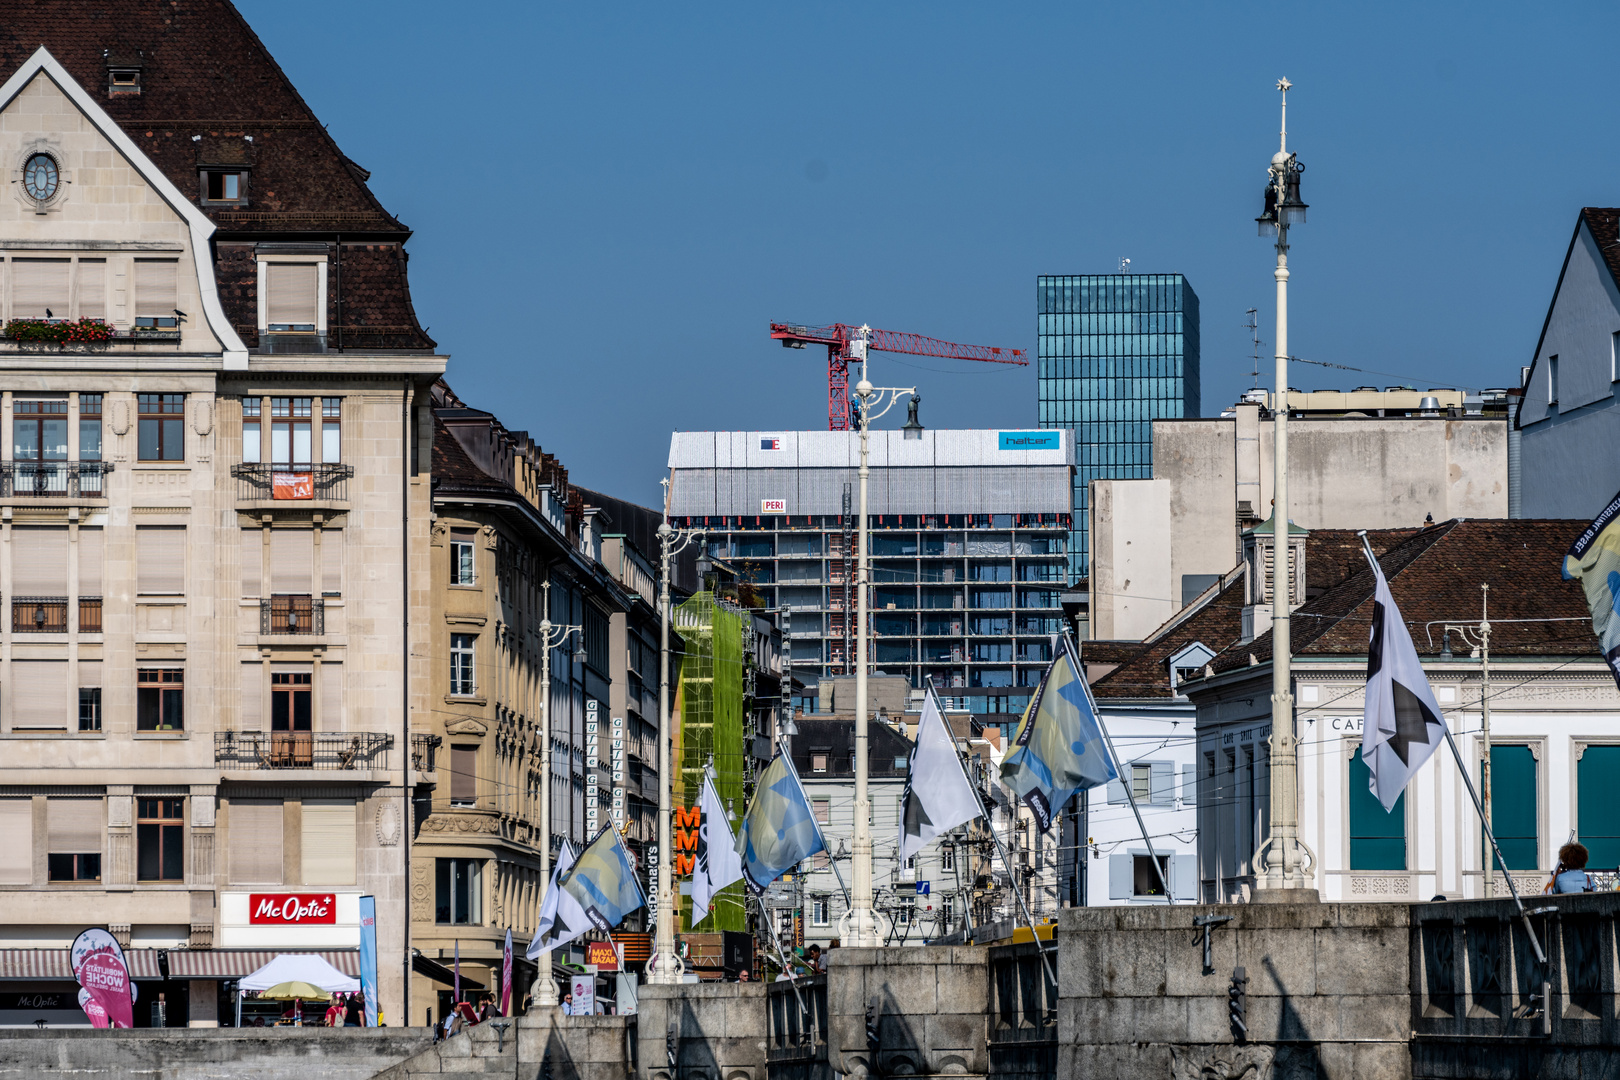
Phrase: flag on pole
[
  {"left": 735, "top": 749, "right": 827, "bottom": 894},
  {"left": 1562, "top": 487, "right": 1620, "bottom": 690},
  {"left": 692, "top": 774, "right": 744, "bottom": 920},
  {"left": 500, "top": 928, "right": 513, "bottom": 1016},
  {"left": 453, "top": 939, "right": 460, "bottom": 1004},
  {"left": 526, "top": 840, "right": 579, "bottom": 960},
  {"left": 1000, "top": 636, "right": 1119, "bottom": 830},
  {"left": 1361, "top": 549, "right": 1447, "bottom": 811},
  {"left": 899, "top": 686, "right": 984, "bottom": 863},
  {"left": 530, "top": 828, "right": 646, "bottom": 957}
]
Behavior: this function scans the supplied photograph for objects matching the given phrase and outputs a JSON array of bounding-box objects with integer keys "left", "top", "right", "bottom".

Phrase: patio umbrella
[{"left": 255, "top": 980, "right": 331, "bottom": 1002}]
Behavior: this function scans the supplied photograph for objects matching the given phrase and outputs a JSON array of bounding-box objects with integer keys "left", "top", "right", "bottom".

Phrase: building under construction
[{"left": 666, "top": 427, "right": 1073, "bottom": 719}]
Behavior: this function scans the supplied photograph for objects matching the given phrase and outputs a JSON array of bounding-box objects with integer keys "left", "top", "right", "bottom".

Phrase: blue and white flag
[
  {"left": 735, "top": 750, "right": 827, "bottom": 894},
  {"left": 999, "top": 636, "right": 1118, "bottom": 830},
  {"left": 564, "top": 827, "right": 647, "bottom": 934},
  {"left": 527, "top": 840, "right": 582, "bottom": 958}
]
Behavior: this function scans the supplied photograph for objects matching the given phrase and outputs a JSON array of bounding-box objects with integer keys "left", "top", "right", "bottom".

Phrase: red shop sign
[{"left": 249, "top": 893, "right": 338, "bottom": 924}]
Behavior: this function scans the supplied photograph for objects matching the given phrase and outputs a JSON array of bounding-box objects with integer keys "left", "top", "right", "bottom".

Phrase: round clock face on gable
[{"left": 23, "top": 153, "right": 59, "bottom": 201}]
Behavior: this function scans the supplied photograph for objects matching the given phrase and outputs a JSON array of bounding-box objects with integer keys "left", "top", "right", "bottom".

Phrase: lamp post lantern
[
  {"left": 844, "top": 331, "right": 915, "bottom": 946},
  {"left": 1253, "top": 77, "right": 1315, "bottom": 896},
  {"left": 651, "top": 488, "right": 703, "bottom": 983},
  {"left": 534, "top": 579, "right": 583, "bottom": 1006}
]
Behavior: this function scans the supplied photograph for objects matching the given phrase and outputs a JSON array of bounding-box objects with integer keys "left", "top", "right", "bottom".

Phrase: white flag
[
  {"left": 526, "top": 840, "right": 581, "bottom": 959},
  {"left": 691, "top": 775, "right": 744, "bottom": 919},
  {"left": 899, "top": 686, "right": 985, "bottom": 863},
  {"left": 1360, "top": 553, "right": 1446, "bottom": 811}
]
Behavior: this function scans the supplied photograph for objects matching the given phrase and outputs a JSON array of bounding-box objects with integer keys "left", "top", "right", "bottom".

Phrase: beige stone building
[
  {"left": 1090, "top": 391, "right": 1511, "bottom": 641},
  {"left": 0, "top": 30, "right": 442, "bottom": 1028}
]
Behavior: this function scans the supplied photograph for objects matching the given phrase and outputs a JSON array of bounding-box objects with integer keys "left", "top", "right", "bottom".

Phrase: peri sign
[{"left": 761, "top": 499, "right": 786, "bottom": 514}]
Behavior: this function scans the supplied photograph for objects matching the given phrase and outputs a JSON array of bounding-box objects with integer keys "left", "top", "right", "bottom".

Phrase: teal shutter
[
  {"left": 1488, "top": 746, "right": 1538, "bottom": 870},
  {"left": 1349, "top": 752, "right": 1406, "bottom": 870},
  {"left": 1578, "top": 746, "right": 1620, "bottom": 869}
]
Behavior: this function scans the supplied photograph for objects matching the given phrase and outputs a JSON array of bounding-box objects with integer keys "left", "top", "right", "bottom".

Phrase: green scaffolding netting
[{"left": 674, "top": 592, "right": 746, "bottom": 932}]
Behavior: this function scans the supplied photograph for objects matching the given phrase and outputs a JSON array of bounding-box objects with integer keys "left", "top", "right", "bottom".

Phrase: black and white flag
[
  {"left": 1360, "top": 554, "right": 1446, "bottom": 811},
  {"left": 898, "top": 686, "right": 985, "bottom": 863},
  {"left": 691, "top": 775, "right": 743, "bottom": 919}
]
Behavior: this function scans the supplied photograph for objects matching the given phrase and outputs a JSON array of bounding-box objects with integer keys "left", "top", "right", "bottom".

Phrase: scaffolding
[{"left": 675, "top": 591, "right": 747, "bottom": 932}]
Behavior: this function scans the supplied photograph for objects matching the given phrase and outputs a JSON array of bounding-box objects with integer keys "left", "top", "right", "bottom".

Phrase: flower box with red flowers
[{"left": 5, "top": 318, "right": 115, "bottom": 344}]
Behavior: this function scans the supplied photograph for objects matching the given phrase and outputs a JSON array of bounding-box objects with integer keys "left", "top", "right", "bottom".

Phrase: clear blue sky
[{"left": 241, "top": 0, "right": 1618, "bottom": 508}]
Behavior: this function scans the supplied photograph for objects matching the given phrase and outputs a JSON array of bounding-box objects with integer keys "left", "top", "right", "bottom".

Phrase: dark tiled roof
[
  {"left": 0, "top": 1, "right": 434, "bottom": 350},
  {"left": 789, "top": 717, "right": 913, "bottom": 778},
  {"left": 1206, "top": 519, "right": 1596, "bottom": 677},
  {"left": 431, "top": 414, "right": 507, "bottom": 496},
  {"left": 1075, "top": 640, "right": 1141, "bottom": 667}
]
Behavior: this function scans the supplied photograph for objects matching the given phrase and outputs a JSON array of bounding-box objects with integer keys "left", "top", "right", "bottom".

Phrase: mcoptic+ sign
[{"left": 249, "top": 893, "right": 338, "bottom": 924}]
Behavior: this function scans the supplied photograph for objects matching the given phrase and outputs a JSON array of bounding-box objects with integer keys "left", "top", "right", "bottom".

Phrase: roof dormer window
[
  {"left": 202, "top": 169, "right": 248, "bottom": 207},
  {"left": 108, "top": 68, "right": 141, "bottom": 96}
]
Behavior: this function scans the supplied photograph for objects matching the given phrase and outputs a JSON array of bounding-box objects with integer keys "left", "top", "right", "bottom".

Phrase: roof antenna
[
  {"left": 1245, "top": 308, "right": 1264, "bottom": 389},
  {"left": 1118, "top": 258, "right": 1131, "bottom": 274}
]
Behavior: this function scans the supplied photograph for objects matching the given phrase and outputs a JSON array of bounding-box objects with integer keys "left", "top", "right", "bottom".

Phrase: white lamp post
[
  {"left": 845, "top": 329, "right": 915, "bottom": 947},
  {"left": 534, "top": 579, "right": 583, "bottom": 1005},
  {"left": 1253, "top": 77, "right": 1313, "bottom": 895},
  {"left": 650, "top": 494, "right": 703, "bottom": 983}
]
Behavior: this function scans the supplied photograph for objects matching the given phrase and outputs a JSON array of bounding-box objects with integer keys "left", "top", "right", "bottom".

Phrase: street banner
[
  {"left": 1360, "top": 549, "right": 1447, "bottom": 810},
  {"left": 272, "top": 471, "right": 313, "bottom": 499},
  {"left": 1000, "top": 636, "right": 1118, "bottom": 830},
  {"left": 1562, "top": 487, "right": 1620, "bottom": 689},
  {"left": 899, "top": 685, "right": 984, "bottom": 862},
  {"left": 69, "top": 928, "right": 133, "bottom": 1029},
  {"left": 692, "top": 775, "right": 744, "bottom": 920},
  {"left": 358, "top": 895, "right": 379, "bottom": 1027},
  {"left": 735, "top": 750, "right": 827, "bottom": 894},
  {"left": 501, "top": 928, "right": 513, "bottom": 1016}
]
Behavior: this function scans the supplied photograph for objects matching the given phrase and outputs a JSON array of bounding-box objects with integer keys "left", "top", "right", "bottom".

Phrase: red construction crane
[{"left": 770, "top": 322, "right": 1028, "bottom": 430}]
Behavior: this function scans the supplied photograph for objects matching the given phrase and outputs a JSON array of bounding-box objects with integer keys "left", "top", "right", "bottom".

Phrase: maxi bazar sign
[{"left": 250, "top": 893, "right": 338, "bottom": 925}]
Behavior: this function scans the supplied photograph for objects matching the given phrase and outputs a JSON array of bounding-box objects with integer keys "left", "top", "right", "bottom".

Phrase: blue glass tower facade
[{"left": 1037, "top": 274, "right": 1200, "bottom": 580}]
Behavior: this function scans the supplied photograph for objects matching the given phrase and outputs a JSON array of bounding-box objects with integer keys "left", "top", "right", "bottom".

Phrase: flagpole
[
  {"left": 1061, "top": 636, "right": 1175, "bottom": 904},
  {"left": 1354, "top": 534, "right": 1545, "bottom": 967}
]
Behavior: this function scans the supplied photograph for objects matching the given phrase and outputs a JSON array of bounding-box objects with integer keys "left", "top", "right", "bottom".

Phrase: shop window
[{"left": 136, "top": 797, "right": 185, "bottom": 882}]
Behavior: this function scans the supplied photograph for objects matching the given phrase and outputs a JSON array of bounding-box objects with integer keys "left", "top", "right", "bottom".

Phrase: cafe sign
[{"left": 249, "top": 893, "right": 338, "bottom": 925}]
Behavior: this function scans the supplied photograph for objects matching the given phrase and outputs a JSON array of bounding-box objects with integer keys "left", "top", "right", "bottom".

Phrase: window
[
  {"left": 584, "top": 604, "right": 608, "bottom": 670},
  {"left": 78, "top": 394, "right": 102, "bottom": 462},
  {"left": 811, "top": 753, "right": 828, "bottom": 774},
  {"left": 47, "top": 799, "right": 101, "bottom": 882},
  {"left": 301, "top": 800, "right": 356, "bottom": 885},
  {"left": 78, "top": 688, "right": 101, "bottom": 732},
  {"left": 137, "top": 394, "right": 185, "bottom": 461},
  {"left": 450, "top": 529, "right": 476, "bottom": 585},
  {"left": 108, "top": 67, "right": 141, "bottom": 94},
  {"left": 1577, "top": 744, "right": 1620, "bottom": 868},
  {"left": 264, "top": 262, "right": 319, "bottom": 333},
  {"left": 435, "top": 857, "right": 482, "bottom": 924},
  {"left": 941, "top": 844, "right": 955, "bottom": 871},
  {"left": 1349, "top": 752, "right": 1406, "bottom": 870},
  {"left": 450, "top": 745, "right": 477, "bottom": 806},
  {"left": 14, "top": 398, "right": 67, "bottom": 461},
  {"left": 1548, "top": 354, "right": 1559, "bottom": 405},
  {"left": 812, "top": 895, "right": 829, "bottom": 926},
  {"left": 204, "top": 171, "right": 246, "bottom": 204},
  {"left": 136, "top": 797, "right": 184, "bottom": 882},
  {"left": 1488, "top": 745, "right": 1537, "bottom": 870},
  {"left": 227, "top": 800, "right": 283, "bottom": 885},
  {"left": 1133, "top": 854, "right": 1170, "bottom": 897},
  {"left": 271, "top": 671, "right": 312, "bottom": 732},
  {"left": 242, "top": 397, "right": 261, "bottom": 463},
  {"left": 812, "top": 798, "right": 831, "bottom": 825},
  {"left": 895, "top": 897, "right": 915, "bottom": 925},
  {"left": 0, "top": 801, "right": 32, "bottom": 884},
  {"left": 137, "top": 668, "right": 185, "bottom": 731},
  {"left": 450, "top": 634, "right": 476, "bottom": 696},
  {"left": 321, "top": 398, "right": 340, "bottom": 462},
  {"left": 12, "top": 258, "right": 68, "bottom": 318},
  {"left": 76, "top": 260, "right": 105, "bottom": 321},
  {"left": 270, "top": 397, "right": 312, "bottom": 465},
  {"left": 940, "top": 894, "right": 954, "bottom": 924},
  {"left": 135, "top": 526, "right": 185, "bottom": 593},
  {"left": 133, "top": 259, "right": 179, "bottom": 329},
  {"left": 1130, "top": 764, "right": 1152, "bottom": 802}
]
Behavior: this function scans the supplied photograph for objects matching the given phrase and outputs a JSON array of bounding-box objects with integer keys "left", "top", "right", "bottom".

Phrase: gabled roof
[
  {"left": 0, "top": 47, "right": 246, "bottom": 366},
  {"left": 1204, "top": 519, "right": 1595, "bottom": 678},
  {"left": 1515, "top": 208, "right": 1620, "bottom": 429}
]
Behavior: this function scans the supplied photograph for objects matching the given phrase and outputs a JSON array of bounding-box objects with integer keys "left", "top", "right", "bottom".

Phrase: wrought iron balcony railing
[
  {"left": 260, "top": 595, "right": 324, "bottom": 635},
  {"left": 0, "top": 462, "right": 112, "bottom": 498},
  {"left": 230, "top": 462, "right": 354, "bottom": 502},
  {"left": 12, "top": 596, "right": 67, "bottom": 633},
  {"left": 411, "top": 733, "right": 442, "bottom": 773},
  {"left": 214, "top": 730, "right": 391, "bottom": 771}
]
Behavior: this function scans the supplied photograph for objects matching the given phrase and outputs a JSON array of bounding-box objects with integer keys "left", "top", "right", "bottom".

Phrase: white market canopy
[{"left": 240, "top": 953, "right": 360, "bottom": 993}]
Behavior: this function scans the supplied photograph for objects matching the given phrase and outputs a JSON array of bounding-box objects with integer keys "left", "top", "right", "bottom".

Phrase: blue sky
[{"left": 241, "top": 1, "right": 1619, "bottom": 508}]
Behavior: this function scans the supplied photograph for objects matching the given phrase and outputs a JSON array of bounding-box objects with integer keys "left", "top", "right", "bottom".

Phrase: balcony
[
  {"left": 231, "top": 462, "right": 353, "bottom": 504},
  {"left": 12, "top": 597, "right": 66, "bottom": 633},
  {"left": 411, "top": 733, "right": 442, "bottom": 773},
  {"left": 0, "top": 462, "right": 112, "bottom": 498},
  {"left": 214, "top": 730, "right": 391, "bottom": 771},
  {"left": 260, "top": 595, "right": 324, "bottom": 635}
]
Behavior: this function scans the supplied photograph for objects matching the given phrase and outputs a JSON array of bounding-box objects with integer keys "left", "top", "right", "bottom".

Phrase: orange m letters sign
[{"left": 674, "top": 806, "right": 701, "bottom": 830}]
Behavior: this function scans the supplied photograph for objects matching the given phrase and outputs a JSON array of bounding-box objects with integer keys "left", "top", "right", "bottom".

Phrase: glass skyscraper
[{"left": 1037, "top": 274, "right": 1200, "bottom": 580}]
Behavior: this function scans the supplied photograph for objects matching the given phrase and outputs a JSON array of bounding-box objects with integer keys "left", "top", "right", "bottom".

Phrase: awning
[
  {"left": 0, "top": 948, "right": 162, "bottom": 980},
  {"left": 167, "top": 950, "right": 359, "bottom": 979},
  {"left": 412, "top": 953, "right": 485, "bottom": 991},
  {"left": 611, "top": 932, "right": 652, "bottom": 963}
]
